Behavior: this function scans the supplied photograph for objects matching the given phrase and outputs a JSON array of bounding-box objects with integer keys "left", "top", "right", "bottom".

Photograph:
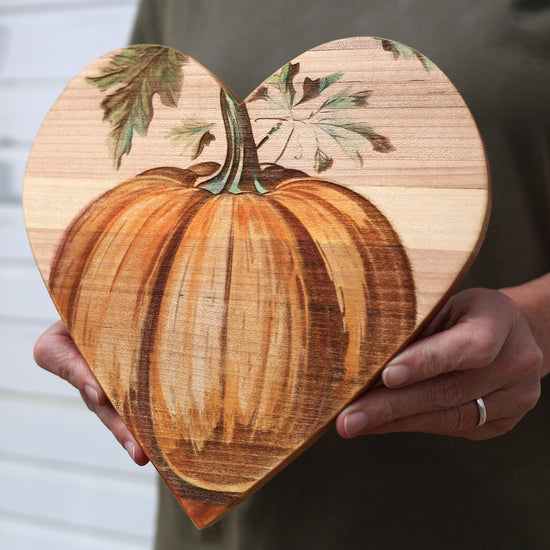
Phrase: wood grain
[{"left": 23, "top": 37, "right": 490, "bottom": 528}]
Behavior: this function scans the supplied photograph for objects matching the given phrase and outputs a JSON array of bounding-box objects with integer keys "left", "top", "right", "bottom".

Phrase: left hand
[{"left": 335, "top": 288, "right": 543, "bottom": 441}]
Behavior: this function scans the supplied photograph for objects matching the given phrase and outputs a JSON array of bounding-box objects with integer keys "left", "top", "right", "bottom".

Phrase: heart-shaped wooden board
[{"left": 23, "top": 37, "right": 490, "bottom": 528}]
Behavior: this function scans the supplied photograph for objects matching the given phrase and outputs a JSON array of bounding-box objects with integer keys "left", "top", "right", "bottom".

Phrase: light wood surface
[{"left": 23, "top": 37, "right": 490, "bottom": 528}]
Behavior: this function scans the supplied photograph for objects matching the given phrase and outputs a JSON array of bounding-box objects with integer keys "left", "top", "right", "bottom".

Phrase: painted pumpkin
[{"left": 49, "top": 90, "right": 416, "bottom": 502}]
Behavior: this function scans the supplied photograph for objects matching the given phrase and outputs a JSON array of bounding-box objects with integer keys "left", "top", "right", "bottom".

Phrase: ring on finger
[{"left": 475, "top": 397, "right": 487, "bottom": 428}]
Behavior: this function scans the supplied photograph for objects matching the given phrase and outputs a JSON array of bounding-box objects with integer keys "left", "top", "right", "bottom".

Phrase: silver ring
[{"left": 475, "top": 397, "right": 487, "bottom": 428}]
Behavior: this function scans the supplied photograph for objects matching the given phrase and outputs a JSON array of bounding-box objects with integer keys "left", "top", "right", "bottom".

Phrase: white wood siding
[{"left": 0, "top": 2, "right": 159, "bottom": 549}]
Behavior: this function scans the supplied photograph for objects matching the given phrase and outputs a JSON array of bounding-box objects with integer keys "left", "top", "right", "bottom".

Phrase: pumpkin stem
[{"left": 201, "top": 89, "right": 266, "bottom": 195}]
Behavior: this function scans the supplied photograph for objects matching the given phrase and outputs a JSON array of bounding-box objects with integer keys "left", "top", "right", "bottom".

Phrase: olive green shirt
[{"left": 131, "top": 1, "right": 550, "bottom": 548}]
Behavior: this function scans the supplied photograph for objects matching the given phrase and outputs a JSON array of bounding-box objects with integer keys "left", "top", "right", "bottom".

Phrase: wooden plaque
[{"left": 23, "top": 37, "right": 490, "bottom": 527}]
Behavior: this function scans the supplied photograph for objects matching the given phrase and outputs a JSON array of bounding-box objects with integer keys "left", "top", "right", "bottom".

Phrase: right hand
[{"left": 34, "top": 320, "right": 149, "bottom": 465}]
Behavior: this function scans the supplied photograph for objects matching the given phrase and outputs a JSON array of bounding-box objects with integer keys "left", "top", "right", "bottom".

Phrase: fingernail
[
  {"left": 124, "top": 441, "right": 136, "bottom": 461},
  {"left": 382, "top": 364, "right": 411, "bottom": 387},
  {"left": 84, "top": 384, "right": 99, "bottom": 406},
  {"left": 344, "top": 411, "right": 368, "bottom": 437}
]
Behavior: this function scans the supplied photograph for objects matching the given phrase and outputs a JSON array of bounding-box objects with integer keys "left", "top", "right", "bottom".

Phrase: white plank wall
[{"left": 0, "top": 2, "right": 160, "bottom": 549}]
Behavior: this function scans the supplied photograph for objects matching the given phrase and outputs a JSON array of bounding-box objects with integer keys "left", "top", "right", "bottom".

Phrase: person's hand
[
  {"left": 336, "top": 288, "right": 543, "bottom": 440},
  {"left": 34, "top": 320, "right": 149, "bottom": 465}
]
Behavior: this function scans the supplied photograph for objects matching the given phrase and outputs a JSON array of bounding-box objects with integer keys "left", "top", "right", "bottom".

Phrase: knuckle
[
  {"left": 464, "top": 324, "right": 498, "bottom": 367},
  {"left": 507, "top": 343, "right": 544, "bottom": 395},
  {"left": 429, "top": 373, "right": 465, "bottom": 409},
  {"left": 518, "top": 382, "right": 541, "bottom": 413},
  {"left": 380, "top": 396, "right": 406, "bottom": 424},
  {"left": 516, "top": 343, "right": 543, "bottom": 377},
  {"left": 33, "top": 332, "right": 78, "bottom": 386},
  {"left": 33, "top": 335, "right": 52, "bottom": 370},
  {"left": 417, "top": 346, "right": 442, "bottom": 379},
  {"left": 48, "top": 346, "right": 85, "bottom": 391},
  {"left": 440, "top": 405, "right": 470, "bottom": 432}
]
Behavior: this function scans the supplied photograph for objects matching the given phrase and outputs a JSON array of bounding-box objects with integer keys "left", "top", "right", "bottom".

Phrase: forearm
[{"left": 501, "top": 272, "right": 550, "bottom": 378}]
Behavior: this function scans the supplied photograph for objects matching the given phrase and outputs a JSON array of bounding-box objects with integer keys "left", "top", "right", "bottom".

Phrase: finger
[
  {"left": 91, "top": 400, "right": 150, "bottom": 466},
  {"left": 381, "top": 291, "right": 516, "bottom": 388},
  {"left": 337, "top": 369, "right": 491, "bottom": 434},
  {"left": 77, "top": 380, "right": 149, "bottom": 466},
  {"left": 338, "top": 357, "right": 540, "bottom": 435},
  {"left": 337, "top": 383, "right": 538, "bottom": 440},
  {"left": 356, "top": 399, "right": 518, "bottom": 441},
  {"left": 359, "top": 399, "right": 484, "bottom": 437}
]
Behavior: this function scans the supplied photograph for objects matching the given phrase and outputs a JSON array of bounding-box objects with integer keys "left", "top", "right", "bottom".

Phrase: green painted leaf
[
  {"left": 316, "top": 119, "right": 394, "bottom": 164},
  {"left": 86, "top": 45, "right": 187, "bottom": 169},
  {"left": 341, "top": 122, "right": 395, "bottom": 153},
  {"left": 314, "top": 147, "right": 333, "bottom": 172},
  {"left": 268, "top": 62, "right": 300, "bottom": 108},
  {"left": 157, "top": 49, "right": 187, "bottom": 105},
  {"left": 256, "top": 121, "right": 283, "bottom": 149},
  {"left": 296, "top": 71, "right": 343, "bottom": 106},
  {"left": 320, "top": 87, "right": 372, "bottom": 110},
  {"left": 378, "top": 38, "right": 436, "bottom": 70},
  {"left": 317, "top": 122, "right": 365, "bottom": 164},
  {"left": 258, "top": 63, "right": 393, "bottom": 167},
  {"left": 248, "top": 86, "right": 270, "bottom": 102},
  {"left": 247, "top": 86, "right": 286, "bottom": 110},
  {"left": 165, "top": 120, "right": 216, "bottom": 160},
  {"left": 318, "top": 72, "right": 344, "bottom": 94}
]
